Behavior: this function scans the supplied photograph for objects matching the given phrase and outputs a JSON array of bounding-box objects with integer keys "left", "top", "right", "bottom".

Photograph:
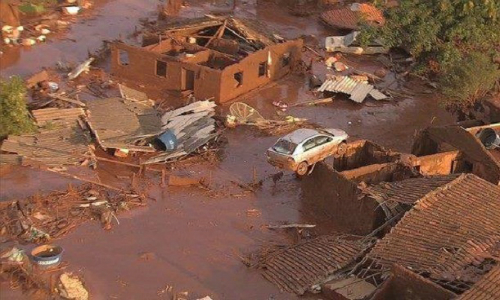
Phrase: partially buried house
[
  {"left": 111, "top": 16, "right": 303, "bottom": 104},
  {"left": 354, "top": 173, "right": 500, "bottom": 299}
]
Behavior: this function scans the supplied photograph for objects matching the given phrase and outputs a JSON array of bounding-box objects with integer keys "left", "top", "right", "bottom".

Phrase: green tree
[
  {"left": 440, "top": 52, "right": 500, "bottom": 108},
  {"left": 0, "top": 76, "right": 35, "bottom": 138},
  {"left": 362, "top": 0, "right": 500, "bottom": 106}
]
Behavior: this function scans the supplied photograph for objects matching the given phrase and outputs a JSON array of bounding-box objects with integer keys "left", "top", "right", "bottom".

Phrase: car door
[
  {"left": 296, "top": 137, "right": 317, "bottom": 164},
  {"left": 304, "top": 136, "right": 326, "bottom": 164},
  {"left": 315, "top": 135, "right": 334, "bottom": 160},
  {"left": 323, "top": 134, "right": 340, "bottom": 156}
]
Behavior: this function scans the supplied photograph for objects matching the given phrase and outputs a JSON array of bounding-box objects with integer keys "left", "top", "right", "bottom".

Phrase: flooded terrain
[{"left": 0, "top": 0, "right": 462, "bottom": 299}]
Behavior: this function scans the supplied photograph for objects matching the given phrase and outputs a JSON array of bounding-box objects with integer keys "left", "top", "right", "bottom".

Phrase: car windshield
[{"left": 273, "top": 139, "right": 297, "bottom": 155}]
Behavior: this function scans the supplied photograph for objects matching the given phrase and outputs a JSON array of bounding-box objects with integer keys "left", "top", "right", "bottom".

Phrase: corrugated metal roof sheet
[
  {"left": 367, "top": 174, "right": 500, "bottom": 283},
  {"left": 458, "top": 265, "right": 500, "bottom": 300},
  {"left": 318, "top": 76, "right": 387, "bottom": 103},
  {"left": 259, "top": 235, "right": 375, "bottom": 295}
]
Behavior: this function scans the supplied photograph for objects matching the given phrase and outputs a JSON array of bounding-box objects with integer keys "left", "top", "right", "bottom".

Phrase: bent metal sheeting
[{"left": 318, "top": 76, "right": 387, "bottom": 103}]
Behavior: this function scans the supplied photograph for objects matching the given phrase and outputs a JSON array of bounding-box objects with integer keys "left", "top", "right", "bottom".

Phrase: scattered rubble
[
  {"left": 58, "top": 272, "right": 89, "bottom": 300},
  {"left": 144, "top": 100, "right": 220, "bottom": 163},
  {"left": 227, "top": 101, "right": 312, "bottom": 135},
  {"left": 68, "top": 57, "right": 94, "bottom": 80},
  {"left": 0, "top": 107, "right": 93, "bottom": 167},
  {"left": 0, "top": 183, "right": 145, "bottom": 242},
  {"left": 1, "top": 0, "right": 94, "bottom": 48}
]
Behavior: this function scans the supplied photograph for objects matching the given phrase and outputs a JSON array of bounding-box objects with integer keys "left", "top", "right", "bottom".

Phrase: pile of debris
[
  {"left": 0, "top": 183, "right": 145, "bottom": 243},
  {"left": 226, "top": 102, "right": 315, "bottom": 135},
  {"left": 1, "top": 0, "right": 93, "bottom": 47},
  {"left": 144, "top": 100, "right": 221, "bottom": 164},
  {"left": 0, "top": 107, "right": 93, "bottom": 167}
]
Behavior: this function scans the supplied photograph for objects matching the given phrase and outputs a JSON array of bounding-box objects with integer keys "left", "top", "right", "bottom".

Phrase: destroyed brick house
[
  {"left": 298, "top": 128, "right": 500, "bottom": 236},
  {"left": 256, "top": 130, "right": 500, "bottom": 298},
  {"left": 412, "top": 123, "right": 500, "bottom": 184},
  {"left": 259, "top": 173, "right": 500, "bottom": 299},
  {"left": 111, "top": 16, "right": 303, "bottom": 104}
]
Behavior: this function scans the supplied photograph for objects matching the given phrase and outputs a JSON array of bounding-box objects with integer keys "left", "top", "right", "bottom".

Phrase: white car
[{"left": 266, "top": 128, "right": 348, "bottom": 176}]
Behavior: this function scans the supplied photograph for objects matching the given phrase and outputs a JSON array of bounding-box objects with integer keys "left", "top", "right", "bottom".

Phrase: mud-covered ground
[{"left": 0, "top": 0, "right": 456, "bottom": 299}]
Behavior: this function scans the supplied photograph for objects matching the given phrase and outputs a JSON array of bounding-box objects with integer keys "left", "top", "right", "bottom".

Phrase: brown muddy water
[{"left": 0, "top": 0, "right": 456, "bottom": 299}]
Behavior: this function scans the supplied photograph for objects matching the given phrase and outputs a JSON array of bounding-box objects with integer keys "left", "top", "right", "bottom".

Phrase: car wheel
[
  {"left": 337, "top": 142, "right": 347, "bottom": 156},
  {"left": 296, "top": 162, "right": 309, "bottom": 176}
]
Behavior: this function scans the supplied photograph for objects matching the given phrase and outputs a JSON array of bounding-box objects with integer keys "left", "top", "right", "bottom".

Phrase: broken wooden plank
[
  {"left": 47, "top": 93, "right": 86, "bottom": 107},
  {"left": 266, "top": 224, "right": 317, "bottom": 229}
]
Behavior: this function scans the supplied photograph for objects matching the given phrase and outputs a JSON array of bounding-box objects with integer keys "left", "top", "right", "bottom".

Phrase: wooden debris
[
  {"left": 266, "top": 224, "right": 316, "bottom": 229},
  {"left": 47, "top": 93, "right": 86, "bottom": 107},
  {"left": 32, "top": 107, "right": 85, "bottom": 126},
  {"left": 68, "top": 57, "right": 94, "bottom": 80},
  {"left": 0, "top": 183, "right": 145, "bottom": 243},
  {"left": 291, "top": 97, "right": 333, "bottom": 107},
  {"left": 86, "top": 97, "right": 161, "bottom": 152},
  {"left": 0, "top": 114, "right": 92, "bottom": 167},
  {"left": 168, "top": 175, "right": 200, "bottom": 187}
]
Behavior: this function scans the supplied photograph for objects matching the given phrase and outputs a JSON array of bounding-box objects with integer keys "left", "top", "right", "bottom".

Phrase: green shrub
[
  {"left": 0, "top": 76, "right": 35, "bottom": 138},
  {"left": 440, "top": 52, "right": 500, "bottom": 107},
  {"left": 361, "top": 0, "right": 500, "bottom": 107}
]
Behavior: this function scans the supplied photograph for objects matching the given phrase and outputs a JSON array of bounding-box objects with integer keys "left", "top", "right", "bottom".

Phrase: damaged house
[
  {"left": 258, "top": 173, "right": 500, "bottom": 299},
  {"left": 412, "top": 123, "right": 500, "bottom": 184},
  {"left": 354, "top": 173, "right": 500, "bottom": 299},
  {"left": 111, "top": 16, "right": 303, "bottom": 104}
]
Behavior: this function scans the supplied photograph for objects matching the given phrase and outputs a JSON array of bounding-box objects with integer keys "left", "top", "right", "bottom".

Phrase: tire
[
  {"left": 337, "top": 142, "right": 347, "bottom": 156},
  {"left": 296, "top": 161, "right": 309, "bottom": 176}
]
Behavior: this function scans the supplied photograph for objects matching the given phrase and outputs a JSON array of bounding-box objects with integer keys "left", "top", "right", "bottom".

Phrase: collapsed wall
[{"left": 301, "top": 162, "right": 383, "bottom": 235}]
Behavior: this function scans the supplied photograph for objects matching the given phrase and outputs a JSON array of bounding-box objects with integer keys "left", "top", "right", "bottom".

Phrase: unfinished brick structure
[{"left": 111, "top": 17, "right": 303, "bottom": 104}]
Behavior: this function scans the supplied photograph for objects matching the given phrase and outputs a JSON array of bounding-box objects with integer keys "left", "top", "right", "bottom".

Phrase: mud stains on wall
[
  {"left": 111, "top": 38, "right": 302, "bottom": 104},
  {"left": 301, "top": 162, "right": 383, "bottom": 235}
]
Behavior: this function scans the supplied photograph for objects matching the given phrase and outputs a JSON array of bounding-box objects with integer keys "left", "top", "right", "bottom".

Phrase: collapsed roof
[
  {"left": 0, "top": 108, "right": 92, "bottom": 167},
  {"left": 363, "top": 174, "right": 461, "bottom": 220},
  {"left": 457, "top": 265, "right": 500, "bottom": 300},
  {"left": 363, "top": 174, "right": 500, "bottom": 294},
  {"left": 86, "top": 97, "right": 162, "bottom": 152},
  {"left": 148, "top": 16, "right": 284, "bottom": 62},
  {"left": 257, "top": 235, "right": 376, "bottom": 295}
]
